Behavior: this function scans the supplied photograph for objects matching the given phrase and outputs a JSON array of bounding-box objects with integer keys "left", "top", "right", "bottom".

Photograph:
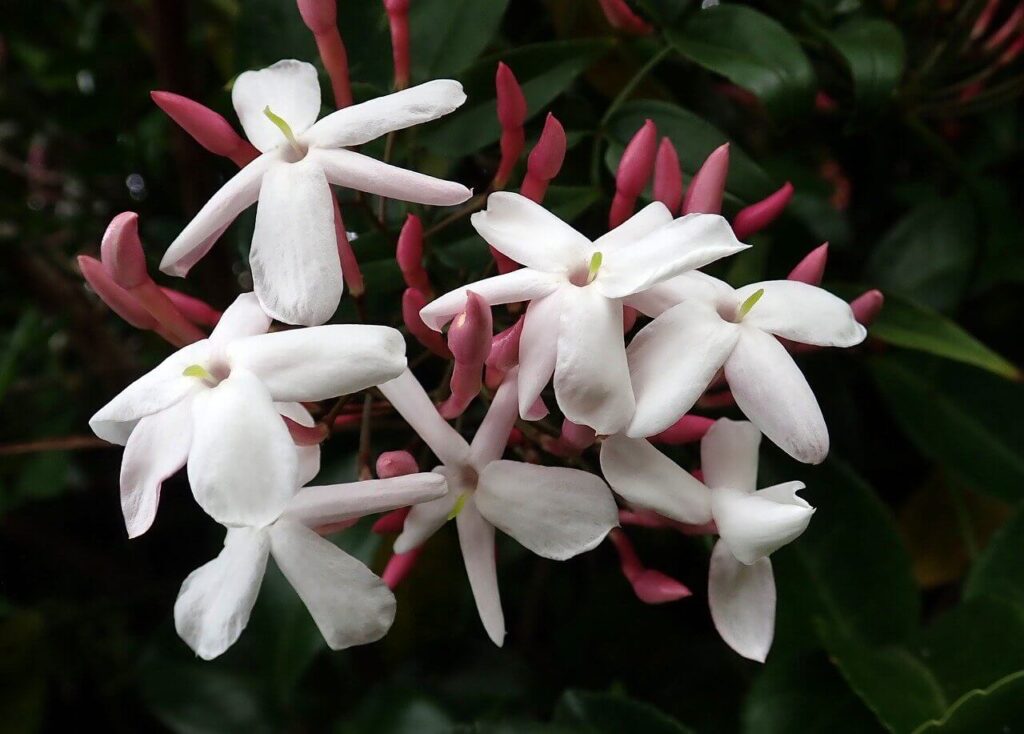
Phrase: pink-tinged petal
[
  {"left": 381, "top": 547, "right": 421, "bottom": 588},
  {"left": 712, "top": 481, "right": 813, "bottom": 564},
  {"left": 384, "top": 0, "right": 411, "bottom": 90},
  {"left": 610, "top": 119, "right": 658, "bottom": 228},
  {"left": 100, "top": 212, "right": 148, "bottom": 288},
  {"left": 457, "top": 499, "right": 506, "bottom": 646},
  {"left": 313, "top": 147, "right": 471, "bottom": 206},
  {"left": 651, "top": 414, "right": 715, "bottom": 445},
  {"left": 469, "top": 370, "right": 520, "bottom": 467},
  {"left": 494, "top": 62, "right": 527, "bottom": 188},
  {"left": 850, "top": 289, "right": 884, "bottom": 327},
  {"left": 609, "top": 530, "right": 691, "bottom": 604},
  {"left": 404, "top": 288, "right": 451, "bottom": 357},
  {"left": 682, "top": 143, "right": 729, "bottom": 215},
  {"left": 208, "top": 292, "right": 271, "bottom": 352},
  {"left": 700, "top": 418, "right": 761, "bottom": 492},
  {"left": 396, "top": 214, "right": 431, "bottom": 293},
  {"left": 378, "top": 370, "right": 470, "bottom": 466},
  {"left": 130, "top": 280, "right": 208, "bottom": 345},
  {"left": 441, "top": 292, "right": 493, "bottom": 418},
  {"left": 174, "top": 527, "right": 270, "bottom": 660},
  {"left": 653, "top": 137, "right": 683, "bottom": 213},
  {"left": 160, "top": 288, "right": 222, "bottom": 328},
  {"left": 393, "top": 481, "right": 461, "bottom": 553},
  {"left": 626, "top": 301, "right": 739, "bottom": 438},
  {"left": 735, "top": 281, "right": 867, "bottom": 348},
  {"left": 724, "top": 328, "right": 828, "bottom": 464},
  {"left": 283, "top": 472, "right": 448, "bottom": 528},
  {"left": 520, "top": 113, "right": 566, "bottom": 202},
  {"left": 598, "top": 0, "right": 654, "bottom": 34},
  {"left": 232, "top": 60, "right": 321, "bottom": 151},
  {"left": 420, "top": 269, "right": 562, "bottom": 331},
  {"left": 119, "top": 396, "right": 193, "bottom": 538},
  {"left": 377, "top": 450, "right": 419, "bottom": 478},
  {"left": 600, "top": 435, "right": 712, "bottom": 524},
  {"left": 786, "top": 242, "right": 828, "bottom": 285},
  {"left": 732, "top": 182, "right": 793, "bottom": 240},
  {"left": 486, "top": 316, "right": 525, "bottom": 372},
  {"left": 78, "top": 255, "right": 158, "bottom": 331},
  {"left": 708, "top": 540, "right": 775, "bottom": 663},
  {"left": 150, "top": 91, "right": 258, "bottom": 167},
  {"left": 517, "top": 290, "right": 562, "bottom": 418}
]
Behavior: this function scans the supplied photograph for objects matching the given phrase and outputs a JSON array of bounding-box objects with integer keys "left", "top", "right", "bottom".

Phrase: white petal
[
  {"left": 470, "top": 192, "right": 592, "bottom": 273},
  {"left": 119, "top": 396, "right": 193, "bottom": 538},
  {"left": 626, "top": 271, "right": 736, "bottom": 318},
  {"left": 209, "top": 292, "right": 271, "bottom": 351},
  {"left": 232, "top": 60, "right": 321, "bottom": 152},
  {"left": 229, "top": 324, "right": 406, "bottom": 402},
  {"left": 457, "top": 498, "right": 505, "bottom": 646},
  {"left": 469, "top": 370, "right": 520, "bottom": 468},
  {"left": 187, "top": 369, "right": 297, "bottom": 527},
  {"left": 625, "top": 300, "right": 739, "bottom": 438},
  {"left": 304, "top": 79, "right": 466, "bottom": 148},
  {"left": 89, "top": 340, "right": 210, "bottom": 445},
  {"left": 712, "top": 483, "right": 813, "bottom": 564},
  {"left": 378, "top": 370, "right": 470, "bottom": 467},
  {"left": 160, "top": 153, "right": 280, "bottom": 277},
  {"left": 283, "top": 473, "right": 448, "bottom": 528},
  {"left": 392, "top": 477, "right": 461, "bottom": 553},
  {"left": 592, "top": 201, "right": 674, "bottom": 251},
  {"left": 599, "top": 435, "right": 711, "bottom": 524},
  {"left": 275, "top": 401, "right": 321, "bottom": 486},
  {"left": 596, "top": 214, "right": 748, "bottom": 299},
  {"left": 700, "top": 418, "right": 761, "bottom": 492},
  {"left": 553, "top": 285, "right": 634, "bottom": 435},
  {"left": 725, "top": 328, "right": 829, "bottom": 464},
  {"left": 475, "top": 460, "right": 618, "bottom": 561},
  {"left": 708, "top": 540, "right": 775, "bottom": 663},
  {"left": 270, "top": 518, "right": 396, "bottom": 649},
  {"left": 174, "top": 527, "right": 270, "bottom": 660},
  {"left": 420, "top": 270, "right": 562, "bottom": 331},
  {"left": 517, "top": 290, "right": 562, "bottom": 419},
  {"left": 250, "top": 158, "right": 341, "bottom": 326},
  {"left": 736, "top": 280, "right": 867, "bottom": 347},
  {"left": 313, "top": 147, "right": 471, "bottom": 206}
]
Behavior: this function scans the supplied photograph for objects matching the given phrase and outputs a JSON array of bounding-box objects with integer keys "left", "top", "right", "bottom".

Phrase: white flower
[
  {"left": 625, "top": 272, "right": 867, "bottom": 463},
  {"left": 600, "top": 418, "right": 814, "bottom": 662},
  {"left": 175, "top": 470, "right": 448, "bottom": 659},
  {"left": 159, "top": 60, "right": 472, "bottom": 326},
  {"left": 379, "top": 369, "right": 619, "bottom": 645},
  {"left": 89, "top": 293, "right": 407, "bottom": 537},
  {"left": 419, "top": 193, "right": 748, "bottom": 434}
]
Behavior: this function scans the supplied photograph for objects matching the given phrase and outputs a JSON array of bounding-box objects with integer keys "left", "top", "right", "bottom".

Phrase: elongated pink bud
[
  {"left": 372, "top": 507, "right": 410, "bottom": 534},
  {"left": 403, "top": 288, "right": 450, "bottom": 358},
  {"left": 376, "top": 450, "right": 419, "bottom": 478},
  {"left": 440, "top": 292, "right": 493, "bottom": 418},
  {"left": 520, "top": 113, "right": 567, "bottom": 203},
  {"left": 494, "top": 62, "right": 528, "bottom": 188},
  {"left": 382, "top": 547, "right": 423, "bottom": 589},
  {"left": 332, "top": 198, "right": 364, "bottom": 297},
  {"left": 297, "top": 0, "right": 352, "bottom": 108},
  {"left": 397, "top": 214, "right": 431, "bottom": 293},
  {"left": 101, "top": 212, "right": 148, "bottom": 289},
  {"left": 732, "top": 181, "right": 794, "bottom": 240},
  {"left": 984, "top": 3, "right": 1024, "bottom": 51},
  {"left": 650, "top": 414, "right": 715, "bottom": 445},
  {"left": 486, "top": 317, "right": 525, "bottom": 371},
  {"left": 283, "top": 416, "right": 329, "bottom": 445},
  {"left": 850, "top": 289, "right": 884, "bottom": 327},
  {"left": 542, "top": 419, "right": 596, "bottom": 457},
  {"left": 683, "top": 143, "right": 729, "bottom": 214},
  {"left": 653, "top": 137, "right": 683, "bottom": 213},
  {"left": 787, "top": 242, "right": 828, "bottom": 285},
  {"left": 150, "top": 91, "right": 259, "bottom": 167},
  {"left": 296, "top": 0, "right": 336, "bottom": 33},
  {"left": 383, "top": 0, "right": 411, "bottom": 90},
  {"left": 131, "top": 281, "right": 207, "bottom": 345},
  {"left": 610, "top": 119, "right": 657, "bottom": 227},
  {"left": 159, "top": 288, "right": 222, "bottom": 327},
  {"left": 597, "top": 0, "right": 653, "bottom": 35},
  {"left": 609, "top": 529, "right": 691, "bottom": 604},
  {"left": 972, "top": 0, "right": 1002, "bottom": 40},
  {"left": 78, "top": 255, "right": 158, "bottom": 331}
]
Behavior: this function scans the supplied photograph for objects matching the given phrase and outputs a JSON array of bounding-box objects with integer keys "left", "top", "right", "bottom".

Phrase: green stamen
[
  {"left": 447, "top": 493, "right": 468, "bottom": 521},
  {"left": 183, "top": 364, "right": 213, "bottom": 381},
  {"left": 738, "top": 288, "right": 765, "bottom": 319},
  {"left": 586, "top": 251, "right": 603, "bottom": 284},
  {"left": 263, "top": 105, "right": 299, "bottom": 148}
]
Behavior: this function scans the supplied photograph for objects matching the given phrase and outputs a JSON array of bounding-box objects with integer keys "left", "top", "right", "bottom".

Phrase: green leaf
[
  {"left": 825, "top": 18, "right": 905, "bottom": 105},
  {"left": 911, "top": 671, "right": 1024, "bottom": 734},
  {"left": 965, "top": 504, "right": 1024, "bottom": 607},
  {"left": 606, "top": 100, "right": 775, "bottom": 203},
  {"left": 667, "top": 6, "right": 815, "bottom": 117},
  {"left": 868, "top": 292, "right": 1021, "bottom": 380},
  {"left": 409, "top": 0, "right": 509, "bottom": 80},
  {"left": 554, "top": 690, "right": 695, "bottom": 734},
  {"left": 870, "top": 355, "right": 1024, "bottom": 502}
]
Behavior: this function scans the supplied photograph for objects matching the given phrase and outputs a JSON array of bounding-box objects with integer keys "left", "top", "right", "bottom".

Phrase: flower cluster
[{"left": 81, "top": 1, "right": 878, "bottom": 664}]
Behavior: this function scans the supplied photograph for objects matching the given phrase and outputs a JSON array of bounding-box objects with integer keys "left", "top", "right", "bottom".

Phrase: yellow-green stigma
[
  {"left": 183, "top": 364, "right": 214, "bottom": 381},
  {"left": 586, "top": 251, "right": 603, "bottom": 285},
  {"left": 447, "top": 493, "right": 469, "bottom": 521},
  {"left": 263, "top": 105, "right": 300, "bottom": 150},
  {"left": 737, "top": 288, "right": 765, "bottom": 319}
]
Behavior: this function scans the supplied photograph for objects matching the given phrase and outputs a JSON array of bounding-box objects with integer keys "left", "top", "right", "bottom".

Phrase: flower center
[
  {"left": 263, "top": 105, "right": 307, "bottom": 160},
  {"left": 569, "top": 251, "right": 603, "bottom": 287},
  {"left": 182, "top": 361, "right": 229, "bottom": 388},
  {"left": 719, "top": 288, "right": 765, "bottom": 323}
]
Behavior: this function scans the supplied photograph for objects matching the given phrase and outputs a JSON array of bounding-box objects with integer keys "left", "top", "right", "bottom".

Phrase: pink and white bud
[
  {"left": 383, "top": 0, "right": 412, "bottom": 90},
  {"left": 732, "top": 181, "right": 794, "bottom": 240},
  {"left": 397, "top": 214, "right": 431, "bottom": 293},
  {"left": 850, "top": 289, "right": 884, "bottom": 327},
  {"left": 376, "top": 450, "right": 419, "bottom": 479},
  {"left": 597, "top": 0, "right": 654, "bottom": 35},
  {"left": 150, "top": 91, "right": 259, "bottom": 167},
  {"left": 101, "top": 212, "right": 148, "bottom": 289},
  {"left": 610, "top": 118, "right": 658, "bottom": 228},
  {"left": 682, "top": 143, "right": 729, "bottom": 215},
  {"left": 650, "top": 414, "right": 715, "bottom": 445},
  {"left": 609, "top": 529, "right": 691, "bottom": 604},
  {"left": 440, "top": 291, "right": 493, "bottom": 418},
  {"left": 159, "top": 288, "right": 222, "bottom": 327},
  {"left": 520, "top": 113, "right": 567, "bottom": 203},
  {"left": 787, "top": 242, "right": 829, "bottom": 285},
  {"left": 494, "top": 62, "right": 528, "bottom": 188},
  {"left": 403, "top": 288, "right": 450, "bottom": 358},
  {"left": 78, "top": 255, "right": 158, "bottom": 332},
  {"left": 297, "top": 0, "right": 352, "bottom": 107},
  {"left": 382, "top": 547, "right": 423, "bottom": 589},
  {"left": 653, "top": 137, "right": 683, "bottom": 213}
]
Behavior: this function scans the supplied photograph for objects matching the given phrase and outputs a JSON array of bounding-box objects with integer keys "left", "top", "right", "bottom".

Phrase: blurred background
[{"left": 1, "top": 0, "right": 1023, "bottom": 731}]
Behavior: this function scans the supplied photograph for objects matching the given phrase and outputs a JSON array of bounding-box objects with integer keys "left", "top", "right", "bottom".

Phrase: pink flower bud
[
  {"left": 682, "top": 143, "right": 729, "bottom": 214},
  {"left": 283, "top": 416, "right": 329, "bottom": 445},
  {"left": 984, "top": 3, "right": 1024, "bottom": 51},
  {"left": 297, "top": 0, "right": 352, "bottom": 108},
  {"left": 376, "top": 450, "right": 419, "bottom": 478},
  {"left": 440, "top": 292, "right": 493, "bottom": 418},
  {"left": 623, "top": 305, "right": 639, "bottom": 333},
  {"left": 489, "top": 246, "right": 520, "bottom": 275},
  {"left": 542, "top": 419, "right": 596, "bottom": 457},
  {"left": 372, "top": 507, "right": 410, "bottom": 534},
  {"left": 520, "top": 113, "right": 567, "bottom": 203},
  {"left": 850, "top": 289, "right": 884, "bottom": 327},
  {"left": 383, "top": 0, "right": 411, "bottom": 90},
  {"left": 610, "top": 119, "right": 657, "bottom": 227},
  {"left": 332, "top": 199, "right": 364, "bottom": 297},
  {"left": 494, "top": 62, "right": 528, "bottom": 188},
  {"left": 159, "top": 288, "right": 222, "bottom": 327},
  {"left": 397, "top": 214, "right": 431, "bottom": 293},
  {"left": 486, "top": 317, "right": 525, "bottom": 371},
  {"left": 78, "top": 255, "right": 158, "bottom": 331},
  {"left": 787, "top": 242, "right": 829, "bottom": 285},
  {"left": 653, "top": 137, "right": 683, "bottom": 213},
  {"left": 972, "top": 0, "right": 1002, "bottom": 40},
  {"left": 381, "top": 547, "right": 423, "bottom": 589},
  {"left": 609, "top": 529, "right": 691, "bottom": 604},
  {"left": 732, "top": 181, "right": 794, "bottom": 240},
  {"left": 650, "top": 414, "right": 715, "bottom": 445},
  {"left": 403, "top": 288, "right": 450, "bottom": 358},
  {"left": 101, "top": 212, "right": 149, "bottom": 289},
  {"left": 296, "top": 0, "right": 336, "bottom": 34},
  {"left": 597, "top": 0, "right": 653, "bottom": 35},
  {"left": 150, "top": 91, "right": 259, "bottom": 167}
]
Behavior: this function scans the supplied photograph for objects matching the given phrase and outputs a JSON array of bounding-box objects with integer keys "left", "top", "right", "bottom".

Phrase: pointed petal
[
  {"left": 314, "top": 147, "right": 471, "bottom": 206},
  {"left": 712, "top": 483, "right": 813, "bottom": 564},
  {"left": 625, "top": 301, "right": 739, "bottom": 438},
  {"left": 119, "top": 396, "right": 194, "bottom": 538},
  {"left": 554, "top": 285, "right": 634, "bottom": 435},
  {"left": 174, "top": 527, "right": 270, "bottom": 660},
  {"left": 378, "top": 370, "right": 470, "bottom": 466},
  {"left": 708, "top": 540, "right": 775, "bottom": 662},
  {"left": 420, "top": 270, "right": 562, "bottom": 331},
  {"left": 725, "top": 328, "right": 829, "bottom": 464},
  {"left": 392, "top": 479, "right": 461, "bottom": 553},
  {"left": 269, "top": 519, "right": 396, "bottom": 650},
  {"left": 232, "top": 60, "right": 321, "bottom": 152},
  {"left": 304, "top": 79, "right": 466, "bottom": 148},
  {"left": 276, "top": 401, "right": 321, "bottom": 486},
  {"left": 517, "top": 290, "right": 562, "bottom": 419},
  {"left": 469, "top": 370, "right": 520, "bottom": 467},
  {"left": 284, "top": 473, "right": 448, "bottom": 528},
  {"left": 469, "top": 192, "right": 592, "bottom": 273},
  {"left": 209, "top": 292, "right": 271, "bottom": 350},
  {"left": 592, "top": 201, "right": 674, "bottom": 252},
  {"left": 187, "top": 369, "right": 297, "bottom": 527},
  {"left": 736, "top": 280, "right": 867, "bottom": 347},
  {"left": 600, "top": 435, "right": 711, "bottom": 524},
  {"left": 700, "top": 418, "right": 761, "bottom": 492},
  {"left": 457, "top": 499, "right": 505, "bottom": 646},
  {"left": 476, "top": 460, "right": 618, "bottom": 561}
]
